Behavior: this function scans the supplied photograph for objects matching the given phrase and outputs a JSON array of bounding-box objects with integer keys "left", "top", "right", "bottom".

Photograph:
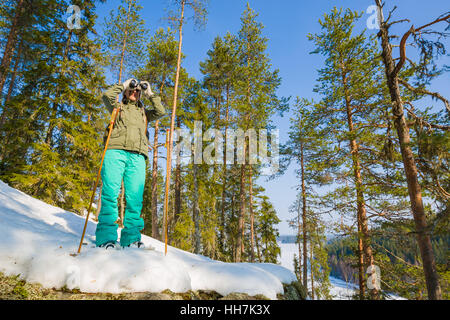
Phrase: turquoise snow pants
[{"left": 95, "top": 149, "right": 146, "bottom": 247}]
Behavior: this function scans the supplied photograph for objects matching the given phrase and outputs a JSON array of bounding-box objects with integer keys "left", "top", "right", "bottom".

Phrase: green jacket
[{"left": 102, "top": 83, "right": 166, "bottom": 159}]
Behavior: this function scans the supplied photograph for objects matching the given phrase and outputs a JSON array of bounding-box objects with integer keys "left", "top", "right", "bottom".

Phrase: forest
[
  {"left": 0, "top": 0, "right": 448, "bottom": 300},
  {"left": 327, "top": 231, "right": 449, "bottom": 299}
]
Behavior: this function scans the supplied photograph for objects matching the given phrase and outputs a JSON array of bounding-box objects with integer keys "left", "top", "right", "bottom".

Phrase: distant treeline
[
  {"left": 278, "top": 235, "right": 297, "bottom": 243},
  {"left": 326, "top": 227, "right": 449, "bottom": 299}
]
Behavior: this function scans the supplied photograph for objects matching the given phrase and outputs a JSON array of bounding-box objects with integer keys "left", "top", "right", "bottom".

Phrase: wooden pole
[
  {"left": 163, "top": 0, "right": 186, "bottom": 256},
  {"left": 76, "top": 107, "right": 120, "bottom": 254}
]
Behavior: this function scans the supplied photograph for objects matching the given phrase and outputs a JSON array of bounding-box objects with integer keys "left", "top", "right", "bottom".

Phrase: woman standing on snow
[{"left": 96, "top": 78, "right": 166, "bottom": 249}]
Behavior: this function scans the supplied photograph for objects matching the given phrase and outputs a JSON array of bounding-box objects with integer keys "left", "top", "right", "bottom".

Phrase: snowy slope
[{"left": 0, "top": 180, "right": 296, "bottom": 299}]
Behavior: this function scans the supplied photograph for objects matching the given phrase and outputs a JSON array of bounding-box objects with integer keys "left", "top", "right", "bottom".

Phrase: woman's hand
[
  {"left": 122, "top": 78, "right": 138, "bottom": 91},
  {"left": 139, "top": 81, "right": 154, "bottom": 97}
]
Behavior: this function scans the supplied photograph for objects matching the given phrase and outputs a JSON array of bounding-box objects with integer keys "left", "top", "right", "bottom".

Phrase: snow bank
[{"left": 0, "top": 180, "right": 296, "bottom": 299}]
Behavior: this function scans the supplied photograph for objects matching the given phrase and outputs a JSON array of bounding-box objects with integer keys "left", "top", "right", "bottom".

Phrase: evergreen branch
[
  {"left": 357, "top": 145, "right": 383, "bottom": 158},
  {"left": 415, "top": 161, "right": 450, "bottom": 200},
  {"left": 371, "top": 241, "right": 421, "bottom": 269},
  {"left": 359, "top": 162, "right": 407, "bottom": 189},
  {"left": 364, "top": 202, "right": 398, "bottom": 222},
  {"left": 355, "top": 123, "right": 389, "bottom": 130},
  {"left": 435, "top": 179, "right": 450, "bottom": 199}
]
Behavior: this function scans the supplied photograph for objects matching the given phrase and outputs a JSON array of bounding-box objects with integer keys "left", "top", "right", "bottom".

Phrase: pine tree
[
  {"left": 281, "top": 97, "right": 331, "bottom": 292},
  {"left": 0, "top": 0, "right": 25, "bottom": 99},
  {"left": 256, "top": 196, "right": 280, "bottom": 263},
  {"left": 135, "top": 27, "right": 180, "bottom": 240},
  {"left": 308, "top": 213, "right": 332, "bottom": 300},
  {"left": 102, "top": 0, "right": 148, "bottom": 82},
  {"left": 288, "top": 196, "right": 303, "bottom": 285},
  {"left": 199, "top": 33, "right": 239, "bottom": 255},
  {"left": 2, "top": 0, "right": 108, "bottom": 215},
  {"left": 162, "top": 0, "right": 209, "bottom": 254},
  {"left": 177, "top": 79, "right": 207, "bottom": 253},
  {"left": 374, "top": 0, "right": 449, "bottom": 300},
  {"left": 307, "top": 8, "right": 389, "bottom": 299},
  {"left": 233, "top": 3, "right": 284, "bottom": 262},
  {"left": 0, "top": 0, "right": 34, "bottom": 169}
]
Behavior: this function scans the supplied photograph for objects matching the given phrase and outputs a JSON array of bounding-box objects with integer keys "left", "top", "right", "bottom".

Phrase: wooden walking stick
[{"left": 76, "top": 107, "right": 120, "bottom": 254}]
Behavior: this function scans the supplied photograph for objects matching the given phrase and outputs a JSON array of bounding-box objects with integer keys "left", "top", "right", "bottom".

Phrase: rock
[
  {"left": 220, "top": 292, "right": 269, "bottom": 300},
  {"left": 0, "top": 272, "right": 305, "bottom": 300}
]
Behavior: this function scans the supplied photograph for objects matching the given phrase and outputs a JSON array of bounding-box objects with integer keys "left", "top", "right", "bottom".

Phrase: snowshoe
[
  {"left": 124, "top": 241, "right": 145, "bottom": 249},
  {"left": 98, "top": 241, "right": 117, "bottom": 250}
]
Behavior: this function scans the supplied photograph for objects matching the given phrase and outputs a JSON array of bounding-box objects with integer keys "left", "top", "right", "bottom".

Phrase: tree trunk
[
  {"left": 236, "top": 41, "right": 252, "bottom": 263},
  {"left": 297, "top": 200, "right": 303, "bottom": 285},
  {"left": 162, "top": 128, "right": 170, "bottom": 244},
  {"left": 230, "top": 191, "right": 236, "bottom": 260},
  {"left": 163, "top": 0, "right": 185, "bottom": 255},
  {"left": 300, "top": 141, "right": 308, "bottom": 291},
  {"left": 4, "top": 37, "right": 22, "bottom": 104},
  {"left": 118, "top": 0, "right": 133, "bottom": 85},
  {"left": 192, "top": 154, "right": 201, "bottom": 254},
  {"left": 95, "top": 183, "right": 102, "bottom": 220},
  {"left": 310, "top": 237, "right": 315, "bottom": 300},
  {"left": 248, "top": 167, "right": 255, "bottom": 262},
  {"left": 220, "top": 85, "right": 230, "bottom": 254},
  {"left": 255, "top": 231, "right": 262, "bottom": 262},
  {"left": 236, "top": 154, "right": 246, "bottom": 262},
  {"left": 151, "top": 120, "right": 161, "bottom": 240},
  {"left": 357, "top": 218, "right": 365, "bottom": 299},
  {"left": 174, "top": 117, "right": 182, "bottom": 223},
  {"left": 376, "top": 3, "right": 442, "bottom": 298},
  {"left": 191, "top": 143, "right": 200, "bottom": 254},
  {"left": 0, "top": 0, "right": 24, "bottom": 98},
  {"left": 149, "top": 80, "right": 168, "bottom": 240},
  {"left": 45, "top": 30, "right": 73, "bottom": 147},
  {"left": 341, "top": 66, "right": 377, "bottom": 299},
  {"left": 116, "top": 0, "right": 133, "bottom": 228},
  {"left": 349, "top": 132, "right": 376, "bottom": 299},
  {"left": 0, "top": 37, "right": 23, "bottom": 131}
]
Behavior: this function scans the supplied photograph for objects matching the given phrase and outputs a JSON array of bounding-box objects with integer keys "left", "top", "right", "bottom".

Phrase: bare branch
[
  {"left": 394, "top": 26, "right": 414, "bottom": 76},
  {"left": 415, "top": 13, "right": 450, "bottom": 33},
  {"left": 399, "top": 78, "right": 450, "bottom": 114},
  {"left": 404, "top": 101, "right": 450, "bottom": 130},
  {"left": 384, "top": 6, "right": 399, "bottom": 25},
  {"left": 387, "top": 18, "right": 410, "bottom": 28},
  {"left": 394, "top": 13, "right": 450, "bottom": 76}
]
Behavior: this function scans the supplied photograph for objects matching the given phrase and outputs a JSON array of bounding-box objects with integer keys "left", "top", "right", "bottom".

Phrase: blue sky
[{"left": 94, "top": 0, "right": 450, "bottom": 235}]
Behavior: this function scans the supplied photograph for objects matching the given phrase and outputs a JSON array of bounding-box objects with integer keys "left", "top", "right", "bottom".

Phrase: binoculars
[{"left": 129, "top": 79, "right": 148, "bottom": 91}]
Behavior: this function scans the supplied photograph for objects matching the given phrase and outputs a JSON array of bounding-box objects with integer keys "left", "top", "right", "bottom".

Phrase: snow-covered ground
[{"left": 0, "top": 180, "right": 296, "bottom": 300}]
